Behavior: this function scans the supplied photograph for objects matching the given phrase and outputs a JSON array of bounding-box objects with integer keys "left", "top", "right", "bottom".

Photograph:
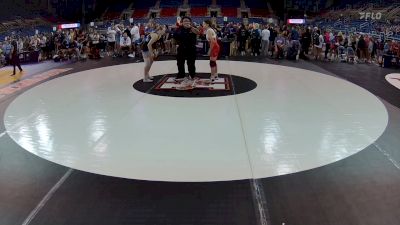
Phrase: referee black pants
[{"left": 176, "top": 49, "right": 196, "bottom": 79}]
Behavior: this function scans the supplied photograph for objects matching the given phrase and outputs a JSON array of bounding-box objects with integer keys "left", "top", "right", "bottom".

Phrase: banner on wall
[
  {"left": 57, "top": 23, "right": 81, "bottom": 29},
  {"left": 287, "top": 19, "right": 305, "bottom": 24}
]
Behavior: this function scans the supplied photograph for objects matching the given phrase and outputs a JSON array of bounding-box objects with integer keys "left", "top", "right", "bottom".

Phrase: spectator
[
  {"left": 11, "top": 39, "right": 23, "bottom": 75},
  {"left": 0, "top": 43, "right": 5, "bottom": 67},
  {"left": 250, "top": 23, "right": 261, "bottom": 56},
  {"left": 357, "top": 35, "right": 367, "bottom": 63},
  {"left": 119, "top": 31, "right": 131, "bottom": 57},
  {"left": 269, "top": 26, "right": 277, "bottom": 55},
  {"left": 274, "top": 32, "right": 286, "bottom": 60},
  {"left": 130, "top": 23, "right": 140, "bottom": 57},
  {"left": 237, "top": 24, "right": 249, "bottom": 56},
  {"left": 313, "top": 30, "right": 323, "bottom": 60},
  {"left": 261, "top": 25, "right": 270, "bottom": 56},
  {"left": 106, "top": 26, "right": 117, "bottom": 57},
  {"left": 290, "top": 26, "right": 300, "bottom": 41},
  {"left": 2, "top": 40, "right": 12, "bottom": 65},
  {"left": 300, "top": 27, "right": 311, "bottom": 59}
]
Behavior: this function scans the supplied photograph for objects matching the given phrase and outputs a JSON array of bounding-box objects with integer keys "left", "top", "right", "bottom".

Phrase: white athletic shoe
[
  {"left": 182, "top": 77, "right": 194, "bottom": 85},
  {"left": 143, "top": 78, "right": 153, "bottom": 83},
  {"left": 174, "top": 77, "right": 185, "bottom": 82},
  {"left": 210, "top": 75, "right": 217, "bottom": 83},
  {"left": 128, "top": 54, "right": 135, "bottom": 58}
]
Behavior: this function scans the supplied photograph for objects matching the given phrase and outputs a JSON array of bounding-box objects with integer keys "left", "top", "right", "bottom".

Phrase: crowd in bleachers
[
  {"left": 320, "top": 1, "right": 400, "bottom": 23},
  {"left": 1, "top": 18, "right": 400, "bottom": 70},
  {"left": 1, "top": 0, "right": 400, "bottom": 69}
]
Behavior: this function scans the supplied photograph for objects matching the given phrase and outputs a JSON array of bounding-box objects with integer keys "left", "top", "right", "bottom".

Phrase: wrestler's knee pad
[{"left": 210, "top": 60, "right": 217, "bottom": 67}]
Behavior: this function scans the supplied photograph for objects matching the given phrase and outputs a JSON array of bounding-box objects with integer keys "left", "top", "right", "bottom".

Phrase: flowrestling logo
[
  {"left": 385, "top": 73, "right": 400, "bottom": 90},
  {"left": 359, "top": 12, "right": 382, "bottom": 20}
]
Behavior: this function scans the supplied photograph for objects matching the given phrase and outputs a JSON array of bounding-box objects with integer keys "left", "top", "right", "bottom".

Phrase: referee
[{"left": 173, "top": 16, "right": 199, "bottom": 80}]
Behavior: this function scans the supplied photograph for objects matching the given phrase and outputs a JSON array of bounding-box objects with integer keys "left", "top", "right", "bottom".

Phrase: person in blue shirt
[
  {"left": 2, "top": 40, "right": 12, "bottom": 65},
  {"left": 290, "top": 27, "right": 299, "bottom": 41}
]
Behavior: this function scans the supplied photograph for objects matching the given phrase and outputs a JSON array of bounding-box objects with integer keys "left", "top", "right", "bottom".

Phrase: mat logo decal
[
  {"left": 155, "top": 77, "right": 230, "bottom": 91},
  {"left": 385, "top": 73, "right": 400, "bottom": 90}
]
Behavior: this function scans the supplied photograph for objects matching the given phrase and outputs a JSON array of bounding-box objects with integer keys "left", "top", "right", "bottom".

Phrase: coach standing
[
  {"left": 174, "top": 16, "right": 199, "bottom": 80},
  {"left": 11, "top": 39, "right": 23, "bottom": 76}
]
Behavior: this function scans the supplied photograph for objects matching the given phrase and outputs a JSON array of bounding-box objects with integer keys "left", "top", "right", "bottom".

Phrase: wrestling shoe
[
  {"left": 210, "top": 75, "right": 218, "bottom": 83},
  {"left": 174, "top": 77, "right": 185, "bottom": 82},
  {"left": 143, "top": 78, "right": 153, "bottom": 83}
]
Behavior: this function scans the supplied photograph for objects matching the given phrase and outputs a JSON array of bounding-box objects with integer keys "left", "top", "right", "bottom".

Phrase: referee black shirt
[{"left": 174, "top": 26, "right": 197, "bottom": 52}]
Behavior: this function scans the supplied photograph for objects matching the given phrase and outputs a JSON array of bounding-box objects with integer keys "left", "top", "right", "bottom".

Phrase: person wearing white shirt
[
  {"left": 119, "top": 31, "right": 131, "bottom": 56},
  {"left": 203, "top": 20, "right": 220, "bottom": 81},
  {"left": 107, "top": 27, "right": 117, "bottom": 56},
  {"left": 114, "top": 24, "right": 123, "bottom": 56},
  {"left": 130, "top": 24, "right": 140, "bottom": 42},
  {"left": 130, "top": 23, "right": 140, "bottom": 58},
  {"left": 313, "top": 30, "right": 324, "bottom": 60},
  {"left": 261, "top": 25, "right": 271, "bottom": 56},
  {"left": 18, "top": 39, "right": 24, "bottom": 53},
  {"left": 30, "top": 36, "right": 39, "bottom": 50}
]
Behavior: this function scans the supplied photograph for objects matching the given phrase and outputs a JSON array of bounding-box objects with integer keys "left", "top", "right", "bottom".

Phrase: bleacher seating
[
  {"left": 285, "top": 0, "right": 327, "bottom": 10},
  {"left": 132, "top": 9, "right": 149, "bottom": 19},
  {"left": 221, "top": 8, "right": 237, "bottom": 17},
  {"left": 160, "top": 8, "right": 177, "bottom": 17},
  {"left": 218, "top": 0, "right": 240, "bottom": 7},
  {"left": 0, "top": 1, "right": 41, "bottom": 21},
  {"left": 245, "top": 0, "right": 268, "bottom": 8},
  {"left": 103, "top": 2, "right": 130, "bottom": 20},
  {"left": 40, "top": 11, "right": 66, "bottom": 24},
  {"left": 188, "top": 0, "right": 212, "bottom": 7},
  {"left": 35, "top": 25, "right": 53, "bottom": 33},
  {"left": 1, "top": 25, "right": 53, "bottom": 37},
  {"left": 160, "top": 0, "right": 183, "bottom": 8},
  {"left": 191, "top": 7, "right": 208, "bottom": 16},
  {"left": 103, "top": 12, "right": 122, "bottom": 20},
  {"left": 109, "top": 2, "right": 131, "bottom": 12},
  {"left": 251, "top": 8, "right": 268, "bottom": 17},
  {"left": 131, "top": 16, "right": 263, "bottom": 25},
  {"left": 314, "top": 18, "right": 400, "bottom": 41},
  {"left": 134, "top": 0, "right": 157, "bottom": 9}
]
